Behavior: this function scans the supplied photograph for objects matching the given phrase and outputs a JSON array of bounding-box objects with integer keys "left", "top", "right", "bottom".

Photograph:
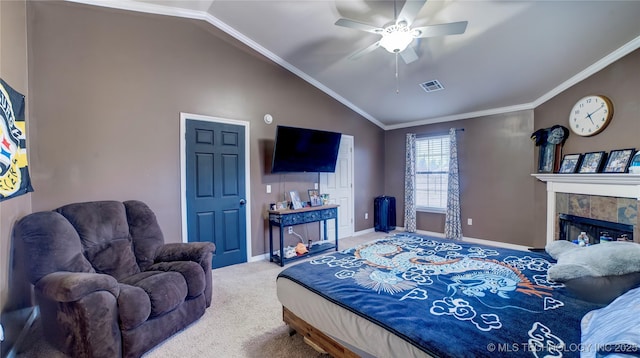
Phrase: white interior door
[{"left": 320, "top": 135, "right": 354, "bottom": 239}]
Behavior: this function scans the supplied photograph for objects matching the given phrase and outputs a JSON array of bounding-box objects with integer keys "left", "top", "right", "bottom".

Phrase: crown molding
[
  {"left": 532, "top": 35, "right": 640, "bottom": 108},
  {"left": 67, "top": 0, "right": 385, "bottom": 129},
  {"left": 66, "top": 1, "right": 640, "bottom": 132}
]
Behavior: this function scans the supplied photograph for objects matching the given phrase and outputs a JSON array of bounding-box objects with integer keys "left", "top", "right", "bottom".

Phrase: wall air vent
[{"left": 419, "top": 80, "right": 444, "bottom": 93}]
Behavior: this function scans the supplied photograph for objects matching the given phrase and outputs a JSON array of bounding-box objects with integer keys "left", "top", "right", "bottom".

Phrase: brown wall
[
  {"left": 1, "top": 0, "right": 34, "bottom": 351},
  {"left": 533, "top": 48, "right": 640, "bottom": 243},
  {"left": 1, "top": 0, "right": 32, "bottom": 310},
  {"left": 26, "top": 1, "right": 384, "bottom": 257},
  {"left": 385, "top": 48, "right": 640, "bottom": 248},
  {"left": 385, "top": 111, "right": 536, "bottom": 246}
]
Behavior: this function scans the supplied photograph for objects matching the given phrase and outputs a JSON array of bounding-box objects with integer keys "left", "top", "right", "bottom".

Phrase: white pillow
[
  {"left": 545, "top": 240, "right": 578, "bottom": 260},
  {"left": 547, "top": 241, "right": 640, "bottom": 281}
]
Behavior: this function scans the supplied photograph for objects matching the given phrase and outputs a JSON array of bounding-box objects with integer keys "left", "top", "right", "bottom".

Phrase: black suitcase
[{"left": 374, "top": 196, "right": 396, "bottom": 232}]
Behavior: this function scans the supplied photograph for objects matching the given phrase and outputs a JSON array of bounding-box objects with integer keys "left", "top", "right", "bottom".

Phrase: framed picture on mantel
[
  {"left": 558, "top": 153, "right": 582, "bottom": 174},
  {"left": 603, "top": 148, "right": 635, "bottom": 173},
  {"left": 577, "top": 151, "right": 606, "bottom": 173}
]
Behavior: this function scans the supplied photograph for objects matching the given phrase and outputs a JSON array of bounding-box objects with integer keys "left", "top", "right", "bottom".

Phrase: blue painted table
[{"left": 268, "top": 205, "right": 339, "bottom": 266}]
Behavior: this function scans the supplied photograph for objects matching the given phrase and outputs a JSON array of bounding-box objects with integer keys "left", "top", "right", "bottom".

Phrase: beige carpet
[{"left": 15, "top": 231, "right": 390, "bottom": 358}]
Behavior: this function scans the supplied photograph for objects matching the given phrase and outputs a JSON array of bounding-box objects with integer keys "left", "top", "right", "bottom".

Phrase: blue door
[{"left": 185, "top": 119, "right": 247, "bottom": 269}]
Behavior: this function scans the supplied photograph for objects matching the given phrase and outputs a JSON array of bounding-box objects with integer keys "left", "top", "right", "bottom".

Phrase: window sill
[{"left": 416, "top": 207, "right": 446, "bottom": 214}]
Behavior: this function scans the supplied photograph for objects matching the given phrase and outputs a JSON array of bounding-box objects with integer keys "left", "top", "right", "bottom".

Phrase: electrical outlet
[
  {"left": 365, "top": 212, "right": 368, "bottom": 220},
  {"left": 467, "top": 218, "right": 473, "bottom": 226},
  {"left": 288, "top": 226, "right": 293, "bottom": 234}
]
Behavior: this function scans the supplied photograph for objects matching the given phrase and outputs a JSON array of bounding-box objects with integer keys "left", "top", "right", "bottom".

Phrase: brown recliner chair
[{"left": 13, "top": 200, "right": 216, "bottom": 358}]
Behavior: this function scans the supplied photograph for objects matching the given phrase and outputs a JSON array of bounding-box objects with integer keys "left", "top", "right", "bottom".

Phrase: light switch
[{"left": 266, "top": 185, "right": 271, "bottom": 194}]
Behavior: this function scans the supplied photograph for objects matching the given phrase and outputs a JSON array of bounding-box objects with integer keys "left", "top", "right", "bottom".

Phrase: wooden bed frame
[{"left": 283, "top": 306, "right": 359, "bottom": 358}]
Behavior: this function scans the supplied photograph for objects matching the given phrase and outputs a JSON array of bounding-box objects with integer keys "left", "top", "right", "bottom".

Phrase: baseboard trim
[
  {"left": 249, "top": 253, "right": 268, "bottom": 262},
  {"left": 411, "top": 229, "right": 530, "bottom": 251},
  {"left": 352, "top": 228, "right": 375, "bottom": 236}
]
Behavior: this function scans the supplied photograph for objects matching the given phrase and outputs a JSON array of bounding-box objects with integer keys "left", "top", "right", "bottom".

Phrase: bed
[{"left": 276, "top": 233, "right": 608, "bottom": 357}]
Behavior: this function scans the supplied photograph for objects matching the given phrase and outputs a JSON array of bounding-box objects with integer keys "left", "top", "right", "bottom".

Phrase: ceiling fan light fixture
[{"left": 379, "top": 25, "right": 414, "bottom": 53}]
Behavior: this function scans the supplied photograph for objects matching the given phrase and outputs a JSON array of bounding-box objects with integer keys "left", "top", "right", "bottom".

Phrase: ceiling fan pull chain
[{"left": 395, "top": 53, "right": 400, "bottom": 94}]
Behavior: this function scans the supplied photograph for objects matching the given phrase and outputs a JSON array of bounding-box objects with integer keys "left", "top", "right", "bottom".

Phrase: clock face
[{"left": 569, "top": 95, "right": 613, "bottom": 137}]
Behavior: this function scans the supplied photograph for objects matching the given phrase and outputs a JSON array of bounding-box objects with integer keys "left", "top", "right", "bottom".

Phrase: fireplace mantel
[
  {"left": 533, "top": 173, "right": 640, "bottom": 187},
  {"left": 533, "top": 174, "right": 640, "bottom": 244}
]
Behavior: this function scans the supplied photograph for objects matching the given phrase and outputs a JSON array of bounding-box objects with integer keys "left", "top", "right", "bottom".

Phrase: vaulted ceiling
[{"left": 75, "top": 0, "right": 640, "bottom": 129}]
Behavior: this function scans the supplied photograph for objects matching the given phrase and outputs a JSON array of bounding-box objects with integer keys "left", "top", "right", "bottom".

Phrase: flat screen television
[{"left": 271, "top": 125, "right": 342, "bottom": 173}]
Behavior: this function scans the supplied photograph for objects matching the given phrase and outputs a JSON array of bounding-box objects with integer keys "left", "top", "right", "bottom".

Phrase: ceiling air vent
[{"left": 419, "top": 80, "right": 444, "bottom": 93}]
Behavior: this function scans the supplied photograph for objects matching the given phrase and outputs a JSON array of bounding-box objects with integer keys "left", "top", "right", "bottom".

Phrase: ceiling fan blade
[
  {"left": 400, "top": 46, "right": 419, "bottom": 64},
  {"left": 397, "top": 0, "right": 427, "bottom": 26},
  {"left": 413, "top": 21, "right": 468, "bottom": 38},
  {"left": 347, "top": 41, "right": 381, "bottom": 60},
  {"left": 335, "top": 18, "right": 383, "bottom": 34}
]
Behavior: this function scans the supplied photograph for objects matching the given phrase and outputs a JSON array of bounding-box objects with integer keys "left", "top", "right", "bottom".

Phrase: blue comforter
[{"left": 277, "top": 233, "right": 605, "bottom": 357}]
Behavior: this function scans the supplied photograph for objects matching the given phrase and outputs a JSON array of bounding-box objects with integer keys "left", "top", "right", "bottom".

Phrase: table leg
[
  {"left": 279, "top": 224, "right": 285, "bottom": 267},
  {"left": 323, "top": 219, "right": 328, "bottom": 241},
  {"left": 269, "top": 222, "right": 274, "bottom": 262},
  {"left": 334, "top": 215, "right": 339, "bottom": 251}
]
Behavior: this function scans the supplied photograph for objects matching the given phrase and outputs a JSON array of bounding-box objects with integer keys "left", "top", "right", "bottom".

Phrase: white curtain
[
  {"left": 404, "top": 133, "right": 416, "bottom": 233},
  {"left": 444, "top": 128, "right": 462, "bottom": 240}
]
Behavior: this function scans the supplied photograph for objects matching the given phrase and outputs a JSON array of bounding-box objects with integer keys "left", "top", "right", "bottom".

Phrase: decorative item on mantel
[
  {"left": 531, "top": 125, "right": 570, "bottom": 173},
  {"left": 630, "top": 151, "right": 640, "bottom": 174}
]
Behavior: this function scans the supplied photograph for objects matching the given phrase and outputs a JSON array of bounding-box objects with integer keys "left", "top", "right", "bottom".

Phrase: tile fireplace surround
[{"left": 533, "top": 174, "right": 640, "bottom": 245}]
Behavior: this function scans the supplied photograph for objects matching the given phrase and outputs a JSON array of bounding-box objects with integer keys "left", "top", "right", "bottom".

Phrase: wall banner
[{"left": 0, "top": 78, "right": 33, "bottom": 201}]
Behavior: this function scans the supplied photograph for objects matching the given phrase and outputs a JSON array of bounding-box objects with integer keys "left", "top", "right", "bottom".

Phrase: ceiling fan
[{"left": 335, "top": 0, "right": 468, "bottom": 64}]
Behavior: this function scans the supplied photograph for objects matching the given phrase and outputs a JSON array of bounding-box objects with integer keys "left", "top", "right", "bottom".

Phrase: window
[{"left": 415, "top": 135, "right": 450, "bottom": 212}]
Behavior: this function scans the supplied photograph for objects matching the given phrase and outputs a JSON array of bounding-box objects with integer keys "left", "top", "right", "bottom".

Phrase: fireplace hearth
[{"left": 559, "top": 213, "right": 633, "bottom": 245}]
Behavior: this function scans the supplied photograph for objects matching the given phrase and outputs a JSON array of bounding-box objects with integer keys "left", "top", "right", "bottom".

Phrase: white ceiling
[{"left": 74, "top": 0, "right": 640, "bottom": 130}]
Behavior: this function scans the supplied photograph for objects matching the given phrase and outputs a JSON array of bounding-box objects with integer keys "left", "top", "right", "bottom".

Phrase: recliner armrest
[
  {"left": 154, "top": 242, "right": 216, "bottom": 307},
  {"left": 154, "top": 242, "right": 216, "bottom": 264},
  {"left": 35, "top": 271, "right": 120, "bottom": 302}
]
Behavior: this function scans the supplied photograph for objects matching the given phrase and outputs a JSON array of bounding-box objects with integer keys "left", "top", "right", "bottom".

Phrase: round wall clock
[{"left": 568, "top": 95, "right": 613, "bottom": 137}]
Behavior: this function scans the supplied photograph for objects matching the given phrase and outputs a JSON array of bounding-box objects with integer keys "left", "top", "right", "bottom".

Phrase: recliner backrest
[
  {"left": 123, "top": 200, "right": 166, "bottom": 271},
  {"left": 55, "top": 201, "right": 141, "bottom": 280},
  {"left": 14, "top": 211, "right": 95, "bottom": 284}
]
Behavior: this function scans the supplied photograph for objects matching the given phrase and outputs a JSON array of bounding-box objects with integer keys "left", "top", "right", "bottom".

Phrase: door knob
[{"left": 239, "top": 199, "right": 246, "bottom": 206}]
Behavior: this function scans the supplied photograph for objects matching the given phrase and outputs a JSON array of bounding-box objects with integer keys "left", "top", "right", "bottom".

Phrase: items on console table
[{"left": 268, "top": 204, "right": 339, "bottom": 266}]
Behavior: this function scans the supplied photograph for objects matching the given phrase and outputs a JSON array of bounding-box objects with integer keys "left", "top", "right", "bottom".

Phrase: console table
[{"left": 268, "top": 204, "right": 339, "bottom": 266}]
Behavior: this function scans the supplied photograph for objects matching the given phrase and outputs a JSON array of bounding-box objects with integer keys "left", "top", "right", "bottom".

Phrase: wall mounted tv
[{"left": 271, "top": 125, "right": 342, "bottom": 173}]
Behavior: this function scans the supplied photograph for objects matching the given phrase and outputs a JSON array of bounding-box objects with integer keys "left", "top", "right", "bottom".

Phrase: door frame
[{"left": 179, "top": 112, "right": 252, "bottom": 260}]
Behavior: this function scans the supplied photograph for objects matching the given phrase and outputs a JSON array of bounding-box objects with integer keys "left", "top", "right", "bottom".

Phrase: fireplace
[
  {"left": 533, "top": 173, "right": 640, "bottom": 245},
  {"left": 558, "top": 213, "right": 633, "bottom": 244}
]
